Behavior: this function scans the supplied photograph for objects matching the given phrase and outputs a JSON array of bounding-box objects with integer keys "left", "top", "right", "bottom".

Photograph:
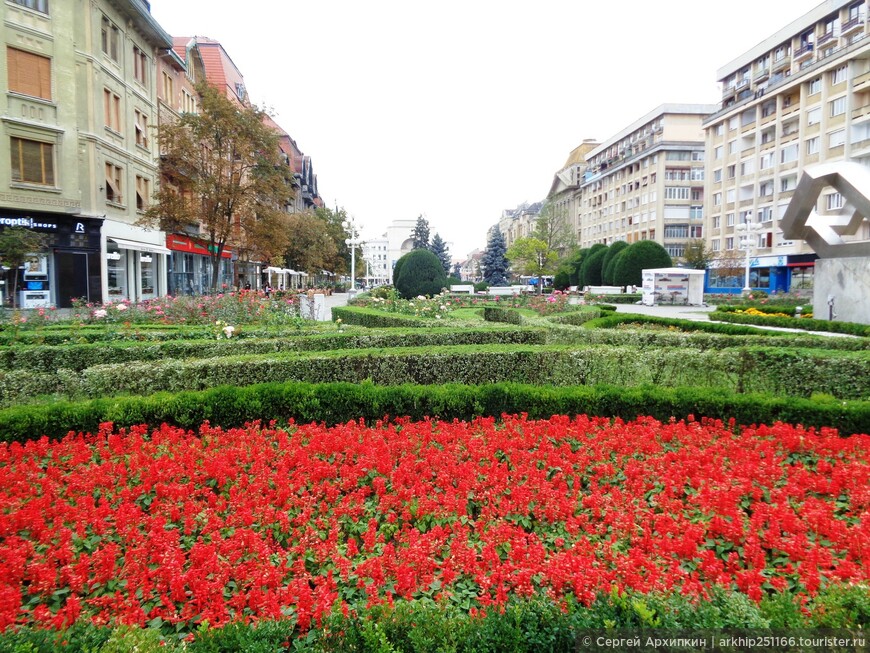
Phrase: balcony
[
  {"left": 817, "top": 30, "right": 835, "bottom": 47},
  {"left": 771, "top": 55, "right": 791, "bottom": 72},
  {"left": 853, "top": 104, "right": 870, "bottom": 122},
  {"left": 854, "top": 69, "right": 870, "bottom": 90},
  {"left": 794, "top": 43, "right": 814, "bottom": 61},
  {"left": 754, "top": 67, "right": 770, "bottom": 83},
  {"left": 842, "top": 14, "right": 865, "bottom": 36}
]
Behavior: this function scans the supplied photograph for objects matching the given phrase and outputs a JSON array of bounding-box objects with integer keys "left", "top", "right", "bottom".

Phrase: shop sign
[{"left": 0, "top": 216, "right": 58, "bottom": 230}]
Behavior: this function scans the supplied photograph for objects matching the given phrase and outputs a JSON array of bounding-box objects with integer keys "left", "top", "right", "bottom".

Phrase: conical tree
[
  {"left": 481, "top": 228, "right": 509, "bottom": 286},
  {"left": 430, "top": 233, "right": 451, "bottom": 275},
  {"left": 412, "top": 215, "right": 430, "bottom": 250}
]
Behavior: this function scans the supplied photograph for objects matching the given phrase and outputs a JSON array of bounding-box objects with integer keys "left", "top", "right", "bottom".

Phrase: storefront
[
  {"left": 166, "top": 234, "right": 234, "bottom": 295},
  {"left": 704, "top": 253, "right": 817, "bottom": 295},
  {"left": 0, "top": 211, "right": 103, "bottom": 308},
  {"left": 102, "top": 223, "right": 170, "bottom": 303}
]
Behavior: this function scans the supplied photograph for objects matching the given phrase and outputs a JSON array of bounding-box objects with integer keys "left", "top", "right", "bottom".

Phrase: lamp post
[
  {"left": 735, "top": 212, "right": 762, "bottom": 295},
  {"left": 342, "top": 216, "right": 362, "bottom": 295}
]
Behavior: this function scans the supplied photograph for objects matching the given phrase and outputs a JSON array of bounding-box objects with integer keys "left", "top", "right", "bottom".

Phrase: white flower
[
  {"left": 222, "top": 325, "right": 235, "bottom": 338},
  {"left": 417, "top": 295, "right": 426, "bottom": 301},
  {"left": 115, "top": 303, "right": 128, "bottom": 311},
  {"left": 93, "top": 309, "right": 107, "bottom": 319},
  {"left": 440, "top": 305, "right": 446, "bottom": 311}
]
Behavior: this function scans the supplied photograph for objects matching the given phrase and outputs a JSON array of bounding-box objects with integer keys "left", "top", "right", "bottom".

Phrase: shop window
[
  {"left": 7, "top": 47, "right": 51, "bottom": 101},
  {"left": 10, "top": 137, "right": 54, "bottom": 185},
  {"left": 106, "top": 243, "right": 128, "bottom": 299},
  {"left": 139, "top": 252, "right": 156, "bottom": 298}
]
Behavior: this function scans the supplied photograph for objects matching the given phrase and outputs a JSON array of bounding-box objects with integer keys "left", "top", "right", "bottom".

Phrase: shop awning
[{"left": 109, "top": 237, "right": 171, "bottom": 255}]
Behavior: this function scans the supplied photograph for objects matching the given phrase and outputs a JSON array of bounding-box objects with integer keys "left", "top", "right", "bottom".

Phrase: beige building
[
  {"left": 578, "top": 105, "right": 717, "bottom": 259},
  {"left": 547, "top": 139, "right": 598, "bottom": 243},
  {"left": 497, "top": 201, "right": 543, "bottom": 250},
  {"left": 704, "top": 0, "right": 870, "bottom": 293},
  {"left": 2, "top": 0, "right": 171, "bottom": 307}
]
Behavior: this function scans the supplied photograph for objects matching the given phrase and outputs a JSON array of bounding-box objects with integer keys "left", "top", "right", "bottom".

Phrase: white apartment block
[
  {"left": 578, "top": 105, "right": 717, "bottom": 259},
  {"left": 704, "top": 0, "right": 870, "bottom": 294}
]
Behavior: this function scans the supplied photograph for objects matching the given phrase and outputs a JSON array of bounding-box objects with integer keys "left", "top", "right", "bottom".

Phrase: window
[
  {"left": 6, "top": 47, "right": 51, "bottom": 100},
  {"left": 759, "top": 181, "right": 774, "bottom": 197},
  {"left": 10, "top": 137, "right": 54, "bottom": 185},
  {"left": 714, "top": 146, "right": 723, "bottom": 159},
  {"left": 826, "top": 192, "right": 844, "bottom": 210},
  {"left": 664, "top": 187, "right": 691, "bottom": 200},
  {"left": 10, "top": 0, "right": 49, "bottom": 12},
  {"left": 830, "top": 96, "right": 847, "bottom": 117},
  {"left": 133, "top": 46, "right": 147, "bottom": 86},
  {"left": 181, "top": 89, "right": 197, "bottom": 114},
  {"left": 729, "top": 117, "right": 738, "bottom": 131},
  {"left": 691, "top": 151, "right": 704, "bottom": 161},
  {"left": 726, "top": 213, "right": 735, "bottom": 226},
  {"left": 781, "top": 143, "right": 799, "bottom": 163},
  {"left": 134, "top": 109, "right": 148, "bottom": 148},
  {"left": 161, "top": 71, "right": 174, "bottom": 103},
  {"left": 831, "top": 65, "right": 848, "bottom": 85},
  {"left": 712, "top": 239, "right": 721, "bottom": 252},
  {"left": 806, "top": 137, "right": 820, "bottom": 155},
  {"left": 135, "top": 175, "right": 150, "bottom": 210},
  {"left": 716, "top": 124, "right": 724, "bottom": 136},
  {"left": 740, "top": 159, "right": 755, "bottom": 175},
  {"left": 726, "top": 189, "right": 736, "bottom": 203},
  {"left": 726, "top": 237, "right": 735, "bottom": 250},
  {"left": 808, "top": 77, "right": 821, "bottom": 95},
  {"left": 690, "top": 205, "right": 703, "bottom": 220},
  {"left": 691, "top": 167, "right": 704, "bottom": 180},
  {"left": 728, "top": 140, "right": 737, "bottom": 154},
  {"left": 807, "top": 106, "right": 822, "bottom": 125},
  {"left": 713, "top": 169, "right": 722, "bottom": 182},
  {"left": 713, "top": 192, "right": 722, "bottom": 206},
  {"left": 101, "top": 16, "right": 120, "bottom": 62},
  {"left": 713, "top": 216, "right": 721, "bottom": 229},
  {"left": 727, "top": 164, "right": 736, "bottom": 179},
  {"left": 105, "top": 162, "right": 123, "bottom": 204},
  {"left": 664, "top": 225, "right": 689, "bottom": 239},
  {"left": 103, "top": 89, "right": 121, "bottom": 132},
  {"left": 760, "top": 153, "right": 774, "bottom": 169},
  {"left": 829, "top": 129, "right": 846, "bottom": 147}
]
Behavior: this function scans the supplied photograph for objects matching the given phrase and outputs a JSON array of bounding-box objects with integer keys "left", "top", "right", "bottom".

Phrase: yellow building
[
  {"left": 704, "top": 0, "right": 870, "bottom": 293},
  {"left": 579, "top": 104, "right": 717, "bottom": 259}
]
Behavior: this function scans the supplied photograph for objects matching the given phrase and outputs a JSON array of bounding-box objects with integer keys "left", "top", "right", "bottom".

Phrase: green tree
[
  {"left": 580, "top": 247, "right": 608, "bottom": 287},
  {"left": 0, "top": 228, "right": 48, "bottom": 308},
  {"left": 430, "top": 233, "right": 451, "bottom": 275},
  {"left": 613, "top": 240, "right": 673, "bottom": 286},
  {"left": 683, "top": 238, "right": 713, "bottom": 270},
  {"left": 394, "top": 249, "right": 448, "bottom": 299},
  {"left": 506, "top": 237, "right": 556, "bottom": 294},
  {"left": 315, "top": 205, "right": 355, "bottom": 277},
  {"left": 141, "top": 81, "right": 290, "bottom": 291},
  {"left": 481, "top": 228, "right": 509, "bottom": 286},
  {"left": 601, "top": 241, "right": 629, "bottom": 285},
  {"left": 411, "top": 214, "right": 430, "bottom": 250},
  {"left": 577, "top": 244, "right": 606, "bottom": 288},
  {"left": 535, "top": 200, "right": 575, "bottom": 256},
  {"left": 282, "top": 211, "right": 339, "bottom": 277}
]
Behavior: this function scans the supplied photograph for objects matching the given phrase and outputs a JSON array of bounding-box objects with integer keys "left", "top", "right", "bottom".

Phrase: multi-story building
[
  {"left": 547, "top": 139, "right": 598, "bottom": 243},
  {"left": 704, "top": 0, "right": 870, "bottom": 294},
  {"left": 497, "top": 201, "right": 543, "bottom": 249},
  {"left": 2, "top": 0, "right": 171, "bottom": 307},
  {"left": 578, "top": 104, "right": 717, "bottom": 259}
]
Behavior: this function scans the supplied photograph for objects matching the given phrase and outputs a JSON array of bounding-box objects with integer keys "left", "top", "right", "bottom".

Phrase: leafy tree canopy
[
  {"left": 683, "top": 239, "right": 713, "bottom": 270},
  {"left": 601, "top": 241, "right": 629, "bottom": 285}
]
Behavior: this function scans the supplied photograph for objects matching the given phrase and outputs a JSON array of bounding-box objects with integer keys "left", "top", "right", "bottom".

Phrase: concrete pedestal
[{"left": 813, "top": 257, "right": 870, "bottom": 325}]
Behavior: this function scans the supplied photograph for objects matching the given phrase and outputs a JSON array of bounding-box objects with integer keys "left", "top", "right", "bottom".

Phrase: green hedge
[
  {"left": 1, "top": 381, "right": 868, "bottom": 443},
  {"left": 331, "top": 305, "right": 431, "bottom": 328},
  {"left": 482, "top": 306, "right": 523, "bottom": 324},
  {"left": 711, "top": 310, "right": 870, "bottom": 337},
  {"left": 585, "top": 293, "right": 642, "bottom": 304},
  {"left": 3, "top": 344, "right": 868, "bottom": 407},
  {"left": 1, "top": 584, "right": 867, "bottom": 650},
  {"left": 0, "top": 327, "right": 548, "bottom": 372},
  {"left": 584, "top": 313, "right": 791, "bottom": 336}
]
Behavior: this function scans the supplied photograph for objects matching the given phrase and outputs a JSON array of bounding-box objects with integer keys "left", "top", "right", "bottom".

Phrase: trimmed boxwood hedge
[
  {"left": 0, "top": 327, "right": 548, "bottom": 372},
  {"left": 482, "top": 306, "right": 523, "bottom": 324},
  {"left": 0, "top": 380, "right": 867, "bottom": 443},
  {"left": 711, "top": 309, "right": 870, "bottom": 337},
  {"left": 2, "top": 343, "right": 868, "bottom": 408}
]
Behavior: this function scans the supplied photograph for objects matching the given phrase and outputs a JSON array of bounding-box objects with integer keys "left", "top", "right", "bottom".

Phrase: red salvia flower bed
[{"left": 0, "top": 415, "right": 867, "bottom": 632}]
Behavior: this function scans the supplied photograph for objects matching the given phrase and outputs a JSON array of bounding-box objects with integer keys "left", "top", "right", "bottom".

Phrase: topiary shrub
[
  {"left": 580, "top": 248, "right": 609, "bottom": 287},
  {"left": 613, "top": 240, "right": 673, "bottom": 286},
  {"left": 394, "top": 249, "right": 449, "bottom": 299},
  {"left": 601, "top": 241, "right": 629, "bottom": 285}
]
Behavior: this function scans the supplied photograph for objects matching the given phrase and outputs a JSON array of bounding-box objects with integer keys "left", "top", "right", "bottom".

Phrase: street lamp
[
  {"left": 735, "top": 212, "right": 762, "bottom": 295},
  {"left": 342, "top": 216, "right": 362, "bottom": 294}
]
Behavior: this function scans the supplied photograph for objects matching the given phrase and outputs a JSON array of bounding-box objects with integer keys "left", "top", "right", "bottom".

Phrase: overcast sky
[{"left": 148, "top": 0, "right": 822, "bottom": 258}]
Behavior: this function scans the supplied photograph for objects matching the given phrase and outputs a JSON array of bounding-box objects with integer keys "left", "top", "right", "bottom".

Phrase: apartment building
[
  {"left": 547, "top": 139, "right": 598, "bottom": 243},
  {"left": 578, "top": 104, "right": 717, "bottom": 259},
  {"left": 2, "top": 0, "right": 171, "bottom": 307},
  {"left": 497, "top": 201, "right": 543, "bottom": 250},
  {"left": 704, "top": 0, "right": 870, "bottom": 294}
]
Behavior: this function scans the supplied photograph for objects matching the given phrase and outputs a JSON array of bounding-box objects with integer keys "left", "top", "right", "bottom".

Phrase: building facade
[
  {"left": 704, "top": 0, "right": 870, "bottom": 294},
  {"left": 497, "top": 201, "right": 543, "bottom": 250},
  {"left": 547, "top": 139, "right": 598, "bottom": 243},
  {"left": 2, "top": 0, "right": 172, "bottom": 307},
  {"left": 578, "top": 104, "right": 717, "bottom": 259}
]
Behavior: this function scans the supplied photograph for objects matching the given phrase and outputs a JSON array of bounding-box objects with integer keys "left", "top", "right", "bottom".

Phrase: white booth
[{"left": 641, "top": 268, "right": 706, "bottom": 306}]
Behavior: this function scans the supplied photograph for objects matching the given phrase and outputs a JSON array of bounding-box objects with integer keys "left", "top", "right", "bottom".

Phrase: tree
[
  {"left": 481, "top": 229, "right": 509, "bottom": 286},
  {"left": 506, "top": 237, "right": 557, "bottom": 294},
  {"left": 430, "top": 233, "right": 451, "bottom": 275},
  {"left": 601, "top": 241, "right": 629, "bottom": 285},
  {"left": 534, "top": 200, "right": 575, "bottom": 256},
  {"left": 411, "top": 214, "right": 430, "bottom": 250},
  {"left": 576, "top": 244, "right": 606, "bottom": 288},
  {"left": 579, "top": 247, "right": 608, "bottom": 287},
  {"left": 282, "top": 211, "right": 339, "bottom": 276},
  {"left": 141, "top": 81, "right": 290, "bottom": 292},
  {"left": 394, "top": 249, "right": 448, "bottom": 299},
  {"left": 0, "top": 228, "right": 48, "bottom": 308},
  {"left": 612, "top": 240, "right": 673, "bottom": 286},
  {"left": 683, "top": 239, "right": 713, "bottom": 270},
  {"left": 452, "top": 262, "right": 462, "bottom": 279}
]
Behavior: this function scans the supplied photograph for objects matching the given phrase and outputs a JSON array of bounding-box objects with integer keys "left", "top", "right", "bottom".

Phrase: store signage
[
  {"left": 75, "top": 222, "right": 86, "bottom": 233},
  {"left": 0, "top": 216, "right": 58, "bottom": 229},
  {"left": 106, "top": 252, "right": 122, "bottom": 261},
  {"left": 140, "top": 254, "right": 152, "bottom": 263}
]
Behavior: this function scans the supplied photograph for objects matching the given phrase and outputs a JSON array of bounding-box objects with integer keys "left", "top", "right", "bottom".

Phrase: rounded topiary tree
[
  {"left": 612, "top": 240, "right": 673, "bottom": 286},
  {"left": 394, "top": 248, "right": 449, "bottom": 299},
  {"left": 601, "top": 241, "right": 629, "bottom": 285},
  {"left": 579, "top": 247, "right": 608, "bottom": 287}
]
